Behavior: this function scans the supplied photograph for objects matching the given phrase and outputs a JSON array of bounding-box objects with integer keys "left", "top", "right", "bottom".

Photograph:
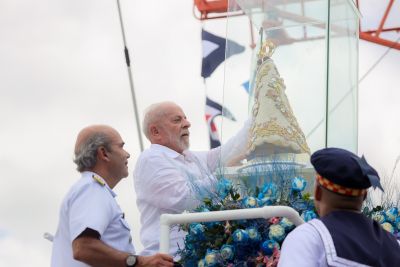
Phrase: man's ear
[
  {"left": 149, "top": 125, "right": 160, "bottom": 137},
  {"left": 314, "top": 184, "right": 322, "bottom": 201},
  {"left": 97, "top": 146, "right": 110, "bottom": 162}
]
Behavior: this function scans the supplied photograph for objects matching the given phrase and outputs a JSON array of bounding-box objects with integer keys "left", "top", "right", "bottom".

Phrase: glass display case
[{"left": 219, "top": 0, "right": 360, "bottom": 192}]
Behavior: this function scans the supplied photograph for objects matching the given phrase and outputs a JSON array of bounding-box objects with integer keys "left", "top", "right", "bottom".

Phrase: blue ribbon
[{"left": 352, "top": 155, "right": 384, "bottom": 192}]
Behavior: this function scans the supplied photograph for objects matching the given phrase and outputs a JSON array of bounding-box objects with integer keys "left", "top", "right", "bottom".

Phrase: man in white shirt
[
  {"left": 51, "top": 125, "right": 173, "bottom": 267},
  {"left": 134, "top": 101, "right": 250, "bottom": 258}
]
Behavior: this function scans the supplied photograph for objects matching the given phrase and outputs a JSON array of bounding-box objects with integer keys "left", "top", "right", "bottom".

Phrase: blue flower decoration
[
  {"left": 261, "top": 182, "right": 278, "bottom": 198},
  {"left": 189, "top": 223, "right": 206, "bottom": 240},
  {"left": 232, "top": 229, "right": 249, "bottom": 244},
  {"left": 301, "top": 210, "right": 317, "bottom": 222},
  {"left": 381, "top": 222, "right": 395, "bottom": 234},
  {"left": 220, "top": 244, "right": 234, "bottom": 261},
  {"left": 184, "top": 236, "right": 195, "bottom": 250},
  {"left": 268, "top": 224, "right": 286, "bottom": 242},
  {"left": 290, "top": 199, "right": 309, "bottom": 212},
  {"left": 217, "top": 178, "right": 233, "bottom": 199},
  {"left": 395, "top": 217, "right": 400, "bottom": 230},
  {"left": 280, "top": 217, "right": 295, "bottom": 231},
  {"left": 291, "top": 176, "right": 307, "bottom": 192},
  {"left": 385, "top": 207, "right": 398, "bottom": 223},
  {"left": 197, "top": 258, "right": 206, "bottom": 267},
  {"left": 257, "top": 196, "right": 274, "bottom": 206},
  {"left": 243, "top": 196, "right": 259, "bottom": 208},
  {"left": 205, "top": 249, "right": 220, "bottom": 266},
  {"left": 246, "top": 227, "right": 261, "bottom": 242},
  {"left": 260, "top": 239, "right": 280, "bottom": 256},
  {"left": 372, "top": 211, "right": 387, "bottom": 224}
]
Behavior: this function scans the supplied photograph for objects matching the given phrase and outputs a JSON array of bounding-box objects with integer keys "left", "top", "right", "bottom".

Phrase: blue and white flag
[
  {"left": 201, "top": 29, "right": 245, "bottom": 78},
  {"left": 205, "top": 97, "right": 236, "bottom": 149}
]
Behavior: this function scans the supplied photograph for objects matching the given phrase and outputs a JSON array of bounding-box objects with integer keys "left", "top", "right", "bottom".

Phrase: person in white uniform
[
  {"left": 51, "top": 125, "right": 173, "bottom": 267},
  {"left": 278, "top": 147, "right": 400, "bottom": 267},
  {"left": 134, "top": 101, "right": 250, "bottom": 258}
]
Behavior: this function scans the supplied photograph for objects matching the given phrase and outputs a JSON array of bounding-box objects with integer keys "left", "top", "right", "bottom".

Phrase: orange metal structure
[
  {"left": 357, "top": 0, "right": 400, "bottom": 50},
  {"left": 193, "top": 0, "right": 400, "bottom": 50},
  {"left": 193, "top": 0, "right": 243, "bottom": 20}
]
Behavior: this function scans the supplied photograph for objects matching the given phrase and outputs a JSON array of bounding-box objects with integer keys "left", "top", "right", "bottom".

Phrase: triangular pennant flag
[
  {"left": 206, "top": 97, "right": 236, "bottom": 122},
  {"left": 242, "top": 80, "right": 250, "bottom": 94},
  {"left": 207, "top": 120, "right": 221, "bottom": 148},
  {"left": 205, "top": 97, "right": 236, "bottom": 149},
  {"left": 201, "top": 29, "right": 245, "bottom": 78}
]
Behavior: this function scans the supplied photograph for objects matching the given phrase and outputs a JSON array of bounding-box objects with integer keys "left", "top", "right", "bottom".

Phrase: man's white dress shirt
[
  {"left": 51, "top": 171, "right": 135, "bottom": 267},
  {"left": 134, "top": 121, "right": 250, "bottom": 257}
]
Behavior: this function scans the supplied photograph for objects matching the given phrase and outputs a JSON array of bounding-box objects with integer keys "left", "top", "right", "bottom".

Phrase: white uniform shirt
[
  {"left": 278, "top": 221, "right": 328, "bottom": 267},
  {"left": 279, "top": 218, "right": 400, "bottom": 267},
  {"left": 134, "top": 121, "right": 251, "bottom": 257},
  {"left": 51, "top": 171, "right": 135, "bottom": 267}
]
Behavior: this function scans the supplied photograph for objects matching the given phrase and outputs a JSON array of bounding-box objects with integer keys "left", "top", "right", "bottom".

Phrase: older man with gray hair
[
  {"left": 51, "top": 125, "right": 173, "bottom": 267},
  {"left": 134, "top": 101, "right": 251, "bottom": 259}
]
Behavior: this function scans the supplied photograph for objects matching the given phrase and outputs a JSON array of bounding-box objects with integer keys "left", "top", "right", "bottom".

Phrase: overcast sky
[{"left": 0, "top": 0, "right": 399, "bottom": 266}]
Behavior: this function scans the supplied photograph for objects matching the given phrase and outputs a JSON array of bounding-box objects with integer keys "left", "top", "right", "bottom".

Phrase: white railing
[{"left": 159, "top": 205, "right": 304, "bottom": 253}]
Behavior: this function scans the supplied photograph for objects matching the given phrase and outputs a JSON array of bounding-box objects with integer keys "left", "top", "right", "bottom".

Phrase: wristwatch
[{"left": 126, "top": 254, "right": 138, "bottom": 267}]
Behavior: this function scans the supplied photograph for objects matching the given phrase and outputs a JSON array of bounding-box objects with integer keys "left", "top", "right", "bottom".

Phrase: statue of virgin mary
[{"left": 247, "top": 40, "right": 310, "bottom": 159}]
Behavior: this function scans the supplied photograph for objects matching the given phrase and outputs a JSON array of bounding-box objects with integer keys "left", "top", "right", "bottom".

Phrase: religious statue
[{"left": 247, "top": 40, "right": 310, "bottom": 159}]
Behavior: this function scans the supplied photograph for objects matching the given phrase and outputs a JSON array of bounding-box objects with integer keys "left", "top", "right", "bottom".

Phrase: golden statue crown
[{"left": 258, "top": 40, "right": 276, "bottom": 60}]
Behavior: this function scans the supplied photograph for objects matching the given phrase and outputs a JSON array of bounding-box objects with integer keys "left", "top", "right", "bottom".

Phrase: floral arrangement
[
  {"left": 365, "top": 206, "right": 400, "bottom": 237},
  {"left": 363, "top": 176, "right": 400, "bottom": 239},
  {"left": 178, "top": 159, "right": 400, "bottom": 266},
  {"left": 178, "top": 171, "right": 316, "bottom": 267}
]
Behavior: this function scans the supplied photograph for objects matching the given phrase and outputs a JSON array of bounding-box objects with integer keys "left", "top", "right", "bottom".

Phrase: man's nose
[{"left": 183, "top": 118, "right": 191, "bottom": 128}]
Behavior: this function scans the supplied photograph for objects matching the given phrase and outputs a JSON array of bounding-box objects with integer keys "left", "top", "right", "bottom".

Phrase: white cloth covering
[
  {"left": 51, "top": 171, "right": 135, "bottom": 267},
  {"left": 133, "top": 120, "right": 251, "bottom": 258}
]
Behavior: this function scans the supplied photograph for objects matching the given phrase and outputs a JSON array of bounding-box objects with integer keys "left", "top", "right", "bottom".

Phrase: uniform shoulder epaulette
[{"left": 92, "top": 175, "right": 106, "bottom": 186}]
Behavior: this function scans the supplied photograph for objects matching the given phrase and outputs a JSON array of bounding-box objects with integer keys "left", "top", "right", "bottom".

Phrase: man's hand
[{"left": 137, "top": 253, "right": 174, "bottom": 267}]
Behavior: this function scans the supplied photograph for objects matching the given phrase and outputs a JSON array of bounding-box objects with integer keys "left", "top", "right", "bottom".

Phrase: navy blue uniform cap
[{"left": 311, "top": 147, "right": 383, "bottom": 191}]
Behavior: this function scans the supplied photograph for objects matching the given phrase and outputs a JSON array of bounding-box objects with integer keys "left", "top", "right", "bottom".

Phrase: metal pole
[
  {"left": 116, "top": 0, "right": 144, "bottom": 152},
  {"left": 324, "top": 0, "right": 331, "bottom": 148},
  {"left": 376, "top": 0, "right": 395, "bottom": 37}
]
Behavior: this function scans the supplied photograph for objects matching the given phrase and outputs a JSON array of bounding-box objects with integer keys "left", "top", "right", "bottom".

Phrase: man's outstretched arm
[{"left": 72, "top": 229, "right": 174, "bottom": 267}]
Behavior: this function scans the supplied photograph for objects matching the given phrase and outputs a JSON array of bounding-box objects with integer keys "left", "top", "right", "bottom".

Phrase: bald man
[
  {"left": 134, "top": 102, "right": 250, "bottom": 258},
  {"left": 51, "top": 125, "right": 173, "bottom": 267}
]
